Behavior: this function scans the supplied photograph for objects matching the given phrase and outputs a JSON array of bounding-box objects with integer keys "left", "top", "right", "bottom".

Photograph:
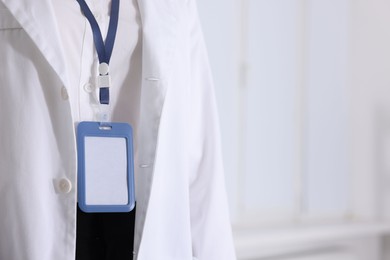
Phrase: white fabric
[{"left": 0, "top": 0, "right": 237, "bottom": 259}]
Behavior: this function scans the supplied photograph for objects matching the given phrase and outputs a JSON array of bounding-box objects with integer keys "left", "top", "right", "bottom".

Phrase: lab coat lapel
[
  {"left": 134, "top": 0, "right": 179, "bottom": 256},
  {"left": 1, "top": 0, "right": 69, "bottom": 88}
]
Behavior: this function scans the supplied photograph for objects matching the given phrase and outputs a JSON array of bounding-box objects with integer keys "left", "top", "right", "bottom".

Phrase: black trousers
[{"left": 76, "top": 205, "right": 136, "bottom": 260}]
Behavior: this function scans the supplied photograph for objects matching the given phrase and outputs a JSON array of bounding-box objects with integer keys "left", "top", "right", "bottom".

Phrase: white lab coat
[{"left": 0, "top": 0, "right": 236, "bottom": 259}]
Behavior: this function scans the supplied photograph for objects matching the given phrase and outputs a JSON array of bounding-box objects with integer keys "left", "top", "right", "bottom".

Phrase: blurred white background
[{"left": 197, "top": 0, "right": 390, "bottom": 259}]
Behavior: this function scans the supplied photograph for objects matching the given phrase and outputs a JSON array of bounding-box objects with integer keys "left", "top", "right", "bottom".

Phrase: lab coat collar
[{"left": 1, "top": 0, "right": 70, "bottom": 88}]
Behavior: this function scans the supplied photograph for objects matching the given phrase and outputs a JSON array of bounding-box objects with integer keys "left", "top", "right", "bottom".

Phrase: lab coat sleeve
[{"left": 187, "top": 1, "right": 237, "bottom": 259}]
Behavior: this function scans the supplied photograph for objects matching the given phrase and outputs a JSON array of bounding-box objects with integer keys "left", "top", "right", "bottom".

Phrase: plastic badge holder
[{"left": 77, "top": 121, "right": 135, "bottom": 213}]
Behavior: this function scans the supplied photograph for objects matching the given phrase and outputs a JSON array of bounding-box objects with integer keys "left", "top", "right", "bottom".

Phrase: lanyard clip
[
  {"left": 97, "top": 63, "right": 111, "bottom": 119},
  {"left": 98, "top": 62, "right": 111, "bottom": 89}
]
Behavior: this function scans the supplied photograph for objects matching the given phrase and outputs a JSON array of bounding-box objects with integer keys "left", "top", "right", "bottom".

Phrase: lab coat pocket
[{"left": 0, "top": 7, "right": 22, "bottom": 30}]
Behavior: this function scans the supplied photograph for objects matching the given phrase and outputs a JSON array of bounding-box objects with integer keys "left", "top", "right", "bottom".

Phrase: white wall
[
  {"left": 347, "top": 0, "right": 390, "bottom": 221},
  {"left": 197, "top": 0, "right": 390, "bottom": 259}
]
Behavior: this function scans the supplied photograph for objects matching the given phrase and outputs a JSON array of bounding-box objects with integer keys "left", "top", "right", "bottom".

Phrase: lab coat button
[
  {"left": 58, "top": 178, "right": 72, "bottom": 193},
  {"left": 61, "top": 87, "right": 69, "bottom": 100},
  {"left": 83, "top": 83, "right": 93, "bottom": 93}
]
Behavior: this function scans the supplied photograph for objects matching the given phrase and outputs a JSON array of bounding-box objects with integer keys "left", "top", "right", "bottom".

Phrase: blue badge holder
[{"left": 77, "top": 121, "right": 135, "bottom": 213}]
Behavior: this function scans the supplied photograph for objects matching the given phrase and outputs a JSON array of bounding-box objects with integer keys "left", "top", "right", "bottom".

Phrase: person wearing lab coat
[{"left": 0, "top": 0, "right": 236, "bottom": 259}]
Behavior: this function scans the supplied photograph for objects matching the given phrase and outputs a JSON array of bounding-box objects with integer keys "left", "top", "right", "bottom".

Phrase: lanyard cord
[{"left": 76, "top": 0, "right": 120, "bottom": 105}]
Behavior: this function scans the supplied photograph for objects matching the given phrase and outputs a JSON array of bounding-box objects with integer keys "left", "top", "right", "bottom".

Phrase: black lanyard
[{"left": 76, "top": 0, "right": 120, "bottom": 105}]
